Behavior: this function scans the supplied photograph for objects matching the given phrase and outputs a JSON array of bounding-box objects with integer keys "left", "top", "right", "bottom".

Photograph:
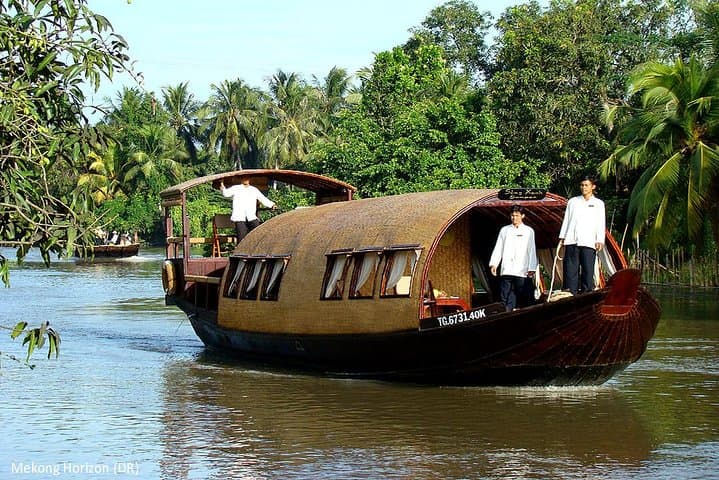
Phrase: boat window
[
  {"left": 380, "top": 247, "right": 422, "bottom": 297},
  {"left": 321, "top": 249, "right": 353, "bottom": 300},
  {"left": 349, "top": 249, "right": 382, "bottom": 299},
  {"left": 260, "top": 256, "right": 290, "bottom": 301},
  {"left": 240, "top": 259, "right": 264, "bottom": 300},
  {"left": 225, "top": 255, "right": 291, "bottom": 301},
  {"left": 224, "top": 258, "right": 246, "bottom": 298}
]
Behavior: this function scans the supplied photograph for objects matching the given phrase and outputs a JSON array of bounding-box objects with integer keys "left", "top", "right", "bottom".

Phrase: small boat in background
[
  {"left": 84, "top": 242, "right": 140, "bottom": 258},
  {"left": 75, "top": 231, "right": 140, "bottom": 259},
  {"left": 160, "top": 169, "right": 661, "bottom": 386}
]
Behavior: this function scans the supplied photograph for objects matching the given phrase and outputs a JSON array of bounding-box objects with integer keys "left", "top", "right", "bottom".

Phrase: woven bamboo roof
[
  {"left": 238, "top": 189, "right": 568, "bottom": 255},
  {"left": 160, "top": 169, "right": 356, "bottom": 205}
]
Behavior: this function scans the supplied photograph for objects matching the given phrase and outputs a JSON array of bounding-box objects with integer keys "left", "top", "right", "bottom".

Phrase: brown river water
[{"left": 0, "top": 248, "right": 717, "bottom": 479}]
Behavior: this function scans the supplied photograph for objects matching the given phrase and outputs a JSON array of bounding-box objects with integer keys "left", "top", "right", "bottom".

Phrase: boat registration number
[
  {"left": 419, "top": 303, "right": 505, "bottom": 331},
  {"left": 438, "top": 309, "right": 486, "bottom": 326}
]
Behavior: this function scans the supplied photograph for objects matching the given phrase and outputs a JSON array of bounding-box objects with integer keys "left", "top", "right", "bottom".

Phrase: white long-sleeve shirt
[
  {"left": 489, "top": 223, "right": 538, "bottom": 277},
  {"left": 222, "top": 184, "right": 275, "bottom": 222},
  {"left": 559, "top": 194, "right": 605, "bottom": 248}
]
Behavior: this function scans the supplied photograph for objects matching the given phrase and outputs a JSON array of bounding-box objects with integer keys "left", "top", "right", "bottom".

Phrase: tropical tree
[
  {"left": 103, "top": 87, "right": 164, "bottom": 149},
  {"left": 312, "top": 66, "right": 354, "bottom": 131},
  {"left": 313, "top": 67, "right": 352, "bottom": 112},
  {"left": 263, "top": 70, "right": 320, "bottom": 169},
  {"left": 310, "top": 43, "right": 526, "bottom": 197},
  {"left": 600, "top": 56, "right": 719, "bottom": 250},
  {"left": 0, "top": 0, "right": 134, "bottom": 281},
  {"left": 201, "top": 79, "right": 266, "bottom": 170},
  {"left": 162, "top": 82, "right": 201, "bottom": 164},
  {"left": 488, "top": 0, "right": 687, "bottom": 194},
  {"left": 408, "top": 0, "right": 492, "bottom": 83},
  {"left": 693, "top": 0, "right": 719, "bottom": 63},
  {"left": 126, "top": 123, "right": 188, "bottom": 190},
  {"left": 77, "top": 142, "right": 127, "bottom": 204},
  {"left": 88, "top": 86, "right": 187, "bottom": 241}
]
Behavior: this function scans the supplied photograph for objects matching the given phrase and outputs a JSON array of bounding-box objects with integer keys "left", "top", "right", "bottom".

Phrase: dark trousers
[
  {"left": 563, "top": 244, "right": 597, "bottom": 294},
  {"left": 234, "top": 219, "right": 260, "bottom": 242},
  {"left": 499, "top": 275, "right": 532, "bottom": 311}
]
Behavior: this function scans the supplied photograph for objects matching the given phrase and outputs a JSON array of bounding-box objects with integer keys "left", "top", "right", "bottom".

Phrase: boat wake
[{"left": 116, "top": 255, "right": 156, "bottom": 263}]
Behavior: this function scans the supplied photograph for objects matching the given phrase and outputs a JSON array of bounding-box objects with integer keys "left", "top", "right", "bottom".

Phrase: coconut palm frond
[{"left": 604, "top": 52, "right": 719, "bottom": 247}]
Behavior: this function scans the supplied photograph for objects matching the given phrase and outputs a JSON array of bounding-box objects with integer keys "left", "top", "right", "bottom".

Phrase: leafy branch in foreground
[
  {"left": 0, "top": 0, "right": 136, "bottom": 285},
  {"left": 1, "top": 321, "right": 61, "bottom": 369}
]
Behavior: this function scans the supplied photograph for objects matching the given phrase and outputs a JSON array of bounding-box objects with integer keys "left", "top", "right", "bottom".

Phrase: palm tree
[
  {"left": 162, "top": 82, "right": 200, "bottom": 164},
  {"left": 601, "top": 55, "right": 719, "bottom": 249},
  {"left": 433, "top": 70, "right": 470, "bottom": 99},
  {"left": 77, "top": 142, "right": 128, "bottom": 204},
  {"left": 312, "top": 67, "right": 352, "bottom": 114},
  {"left": 105, "top": 87, "right": 160, "bottom": 131},
  {"left": 695, "top": 0, "right": 719, "bottom": 63},
  {"left": 126, "top": 124, "right": 188, "bottom": 187},
  {"left": 200, "top": 79, "right": 266, "bottom": 170},
  {"left": 268, "top": 70, "right": 305, "bottom": 111},
  {"left": 263, "top": 70, "right": 320, "bottom": 169},
  {"left": 311, "top": 66, "right": 354, "bottom": 133}
]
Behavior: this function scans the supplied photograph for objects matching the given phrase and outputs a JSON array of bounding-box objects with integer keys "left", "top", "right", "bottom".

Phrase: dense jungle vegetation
[{"left": 2, "top": 0, "right": 719, "bottom": 286}]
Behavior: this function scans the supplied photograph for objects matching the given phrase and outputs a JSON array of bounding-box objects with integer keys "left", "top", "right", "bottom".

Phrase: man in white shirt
[
  {"left": 558, "top": 176, "right": 605, "bottom": 294},
  {"left": 220, "top": 178, "right": 276, "bottom": 242},
  {"left": 489, "top": 205, "right": 538, "bottom": 311}
]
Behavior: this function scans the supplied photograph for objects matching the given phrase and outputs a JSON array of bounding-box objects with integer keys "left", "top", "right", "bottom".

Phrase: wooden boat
[
  {"left": 160, "top": 169, "right": 661, "bottom": 386},
  {"left": 76, "top": 242, "right": 140, "bottom": 258}
]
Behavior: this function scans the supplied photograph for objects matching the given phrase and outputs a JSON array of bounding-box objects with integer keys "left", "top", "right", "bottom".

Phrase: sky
[{"left": 85, "top": 0, "right": 529, "bottom": 108}]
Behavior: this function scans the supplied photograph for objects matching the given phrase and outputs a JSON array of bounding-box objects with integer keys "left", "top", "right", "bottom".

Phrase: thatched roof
[{"left": 237, "top": 189, "right": 567, "bottom": 255}]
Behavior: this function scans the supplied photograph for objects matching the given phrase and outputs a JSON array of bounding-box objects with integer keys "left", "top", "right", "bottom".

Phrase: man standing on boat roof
[
  {"left": 558, "top": 175, "right": 606, "bottom": 295},
  {"left": 220, "top": 178, "right": 277, "bottom": 242},
  {"left": 489, "top": 204, "right": 538, "bottom": 311}
]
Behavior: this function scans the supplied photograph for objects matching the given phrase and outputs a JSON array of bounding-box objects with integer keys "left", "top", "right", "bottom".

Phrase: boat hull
[
  {"left": 181, "top": 286, "right": 660, "bottom": 386},
  {"left": 76, "top": 243, "right": 140, "bottom": 258}
]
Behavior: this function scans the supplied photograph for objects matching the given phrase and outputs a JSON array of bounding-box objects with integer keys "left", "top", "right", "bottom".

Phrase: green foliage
[
  {"left": 601, "top": 55, "right": 719, "bottom": 250},
  {"left": 200, "top": 79, "right": 267, "bottom": 170},
  {"left": 96, "top": 194, "right": 160, "bottom": 242},
  {"left": 169, "top": 186, "right": 227, "bottom": 239},
  {"left": 0, "top": 252, "right": 8, "bottom": 287},
  {"left": 693, "top": 0, "right": 719, "bottom": 63},
  {"left": 266, "top": 186, "right": 316, "bottom": 212},
  {"left": 360, "top": 45, "right": 446, "bottom": 129},
  {"left": 312, "top": 66, "right": 353, "bottom": 123},
  {"left": 310, "top": 42, "right": 534, "bottom": 197},
  {"left": 162, "top": 82, "right": 201, "bottom": 163},
  {"left": 262, "top": 70, "right": 322, "bottom": 169},
  {"left": 0, "top": 0, "right": 134, "bottom": 284},
  {"left": 77, "top": 86, "right": 195, "bottom": 245},
  {"left": 2, "top": 321, "right": 60, "bottom": 369},
  {"left": 487, "top": 0, "right": 687, "bottom": 193},
  {"left": 3, "top": 0, "right": 713, "bottom": 277},
  {"left": 98, "top": 87, "right": 189, "bottom": 194},
  {"left": 408, "top": 0, "right": 493, "bottom": 82}
]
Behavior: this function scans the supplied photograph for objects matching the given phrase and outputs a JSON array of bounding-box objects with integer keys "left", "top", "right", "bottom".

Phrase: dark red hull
[
  {"left": 180, "top": 285, "right": 660, "bottom": 386},
  {"left": 85, "top": 243, "right": 140, "bottom": 258}
]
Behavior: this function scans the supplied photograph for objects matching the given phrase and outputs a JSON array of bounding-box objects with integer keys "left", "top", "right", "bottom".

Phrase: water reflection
[
  {"left": 1, "top": 250, "right": 717, "bottom": 480},
  {"left": 159, "top": 354, "right": 653, "bottom": 479}
]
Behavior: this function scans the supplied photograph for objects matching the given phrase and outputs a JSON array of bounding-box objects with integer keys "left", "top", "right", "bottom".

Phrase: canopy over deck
[{"left": 160, "top": 169, "right": 357, "bottom": 207}]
